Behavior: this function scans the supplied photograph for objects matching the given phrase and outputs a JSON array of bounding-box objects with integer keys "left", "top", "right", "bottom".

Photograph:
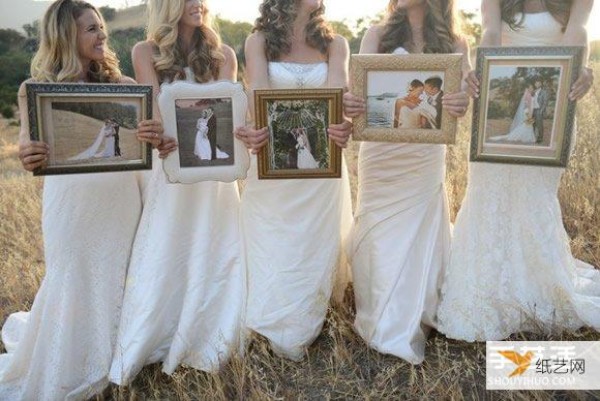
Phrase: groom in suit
[
  {"left": 421, "top": 76, "right": 444, "bottom": 129},
  {"left": 206, "top": 107, "right": 218, "bottom": 160},
  {"left": 111, "top": 120, "right": 121, "bottom": 157},
  {"left": 533, "top": 78, "right": 549, "bottom": 144}
]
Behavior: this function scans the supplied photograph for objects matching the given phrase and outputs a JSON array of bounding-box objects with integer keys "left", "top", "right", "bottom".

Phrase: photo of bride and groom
[
  {"left": 367, "top": 71, "right": 446, "bottom": 130},
  {"left": 69, "top": 119, "right": 121, "bottom": 161},
  {"left": 175, "top": 99, "right": 234, "bottom": 169},
  {"left": 485, "top": 67, "right": 559, "bottom": 147}
]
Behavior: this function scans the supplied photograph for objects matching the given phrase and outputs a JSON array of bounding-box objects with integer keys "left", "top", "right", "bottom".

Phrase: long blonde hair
[
  {"left": 379, "top": 0, "right": 461, "bottom": 54},
  {"left": 501, "top": 0, "right": 571, "bottom": 31},
  {"left": 31, "top": 0, "right": 121, "bottom": 83},
  {"left": 147, "top": 0, "right": 224, "bottom": 83},
  {"left": 253, "top": 0, "right": 334, "bottom": 61}
]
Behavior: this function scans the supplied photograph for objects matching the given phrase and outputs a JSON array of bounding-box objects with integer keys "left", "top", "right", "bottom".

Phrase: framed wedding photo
[
  {"left": 26, "top": 83, "right": 153, "bottom": 176},
  {"left": 158, "top": 80, "right": 250, "bottom": 183},
  {"left": 254, "top": 88, "right": 343, "bottom": 179},
  {"left": 471, "top": 46, "right": 584, "bottom": 167},
  {"left": 350, "top": 53, "right": 462, "bottom": 144}
]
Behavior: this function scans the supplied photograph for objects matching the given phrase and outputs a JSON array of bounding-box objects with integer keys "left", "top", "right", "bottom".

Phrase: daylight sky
[{"left": 35, "top": 0, "right": 600, "bottom": 40}]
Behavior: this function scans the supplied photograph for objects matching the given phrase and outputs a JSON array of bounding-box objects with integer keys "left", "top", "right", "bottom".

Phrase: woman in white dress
[
  {"left": 234, "top": 0, "right": 353, "bottom": 361},
  {"left": 342, "top": 0, "right": 470, "bottom": 364},
  {"left": 0, "top": 1, "right": 163, "bottom": 400},
  {"left": 393, "top": 79, "right": 424, "bottom": 128},
  {"left": 194, "top": 109, "right": 213, "bottom": 160},
  {"left": 293, "top": 127, "right": 320, "bottom": 169},
  {"left": 97, "top": 120, "right": 117, "bottom": 157},
  {"left": 109, "top": 0, "right": 245, "bottom": 385},
  {"left": 438, "top": 0, "right": 600, "bottom": 341},
  {"left": 489, "top": 82, "right": 536, "bottom": 143},
  {"left": 70, "top": 120, "right": 116, "bottom": 160}
]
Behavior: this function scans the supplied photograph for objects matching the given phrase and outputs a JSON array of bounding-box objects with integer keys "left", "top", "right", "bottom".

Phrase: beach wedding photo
[{"left": 0, "top": 0, "right": 599, "bottom": 400}]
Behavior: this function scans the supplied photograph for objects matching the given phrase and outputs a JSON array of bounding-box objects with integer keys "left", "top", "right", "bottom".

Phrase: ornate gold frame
[
  {"left": 254, "top": 88, "right": 343, "bottom": 179},
  {"left": 350, "top": 53, "right": 462, "bottom": 144}
]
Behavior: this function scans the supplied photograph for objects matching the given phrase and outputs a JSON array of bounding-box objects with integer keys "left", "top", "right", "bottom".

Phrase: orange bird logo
[{"left": 498, "top": 351, "right": 535, "bottom": 377}]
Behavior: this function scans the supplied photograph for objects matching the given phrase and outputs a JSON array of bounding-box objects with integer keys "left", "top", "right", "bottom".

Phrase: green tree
[
  {"left": 99, "top": 6, "right": 117, "bottom": 22},
  {"left": 460, "top": 10, "right": 482, "bottom": 47},
  {"left": 329, "top": 21, "right": 354, "bottom": 42}
]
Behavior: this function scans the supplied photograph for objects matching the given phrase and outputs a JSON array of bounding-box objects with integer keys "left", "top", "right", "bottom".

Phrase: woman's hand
[
  {"left": 442, "top": 91, "right": 470, "bottom": 118},
  {"left": 343, "top": 92, "right": 366, "bottom": 118},
  {"left": 136, "top": 119, "right": 165, "bottom": 147},
  {"left": 157, "top": 137, "right": 178, "bottom": 159},
  {"left": 234, "top": 126, "right": 269, "bottom": 154},
  {"left": 464, "top": 70, "right": 480, "bottom": 98},
  {"left": 19, "top": 141, "right": 49, "bottom": 171},
  {"left": 328, "top": 119, "right": 352, "bottom": 148},
  {"left": 569, "top": 66, "right": 594, "bottom": 101}
]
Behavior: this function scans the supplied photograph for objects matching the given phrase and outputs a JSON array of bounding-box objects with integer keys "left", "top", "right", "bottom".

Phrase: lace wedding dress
[
  {"left": 438, "top": 12, "right": 600, "bottom": 341},
  {"left": 109, "top": 68, "right": 245, "bottom": 384},
  {"left": 0, "top": 171, "right": 143, "bottom": 400},
  {"left": 241, "top": 62, "right": 353, "bottom": 361}
]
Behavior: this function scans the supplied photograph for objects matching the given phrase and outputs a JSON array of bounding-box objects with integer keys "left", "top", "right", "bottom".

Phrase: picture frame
[
  {"left": 254, "top": 88, "right": 343, "bottom": 179},
  {"left": 159, "top": 80, "right": 250, "bottom": 183},
  {"left": 470, "top": 46, "right": 583, "bottom": 167},
  {"left": 351, "top": 53, "right": 462, "bottom": 144},
  {"left": 26, "top": 83, "right": 153, "bottom": 176}
]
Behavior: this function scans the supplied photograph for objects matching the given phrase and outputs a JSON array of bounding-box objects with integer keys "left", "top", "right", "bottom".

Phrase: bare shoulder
[
  {"left": 245, "top": 31, "right": 266, "bottom": 50},
  {"left": 18, "top": 78, "right": 36, "bottom": 97},
  {"left": 132, "top": 40, "right": 155, "bottom": 61},
  {"left": 220, "top": 43, "right": 237, "bottom": 62},
  {"left": 365, "top": 25, "right": 384, "bottom": 41},
  {"left": 330, "top": 34, "right": 349, "bottom": 54},
  {"left": 119, "top": 76, "right": 137, "bottom": 84}
]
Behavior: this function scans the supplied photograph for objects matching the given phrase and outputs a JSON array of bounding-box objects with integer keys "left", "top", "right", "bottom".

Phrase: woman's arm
[
  {"left": 219, "top": 44, "right": 238, "bottom": 82},
  {"left": 327, "top": 34, "right": 352, "bottom": 148},
  {"left": 233, "top": 32, "right": 269, "bottom": 153},
  {"left": 17, "top": 81, "right": 49, "bottom": 171},
  {"left": 561, "top": 0, "right": 594, "bottom": 100},
  {"left": 342, "top": 25, "right": 382, "bottom": 118},
  {"left": 131, "top": 41, "right": 174, "bottom": 157}
]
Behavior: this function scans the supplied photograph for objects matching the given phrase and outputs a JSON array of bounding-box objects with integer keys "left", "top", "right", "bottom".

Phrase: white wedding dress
[
  {"left": 348, "top": 46, "right": 450, "bottom": 365},
  {"left": 489, "top": 100, "right": 536, "bottom": 143},
  {"left": 194, "top": 117, "right": 229, "bottom": 160},
  {"left": 241, "top": 62, "right": 353, "bottom": 361},
  {"left": 70, "top": 124, "right": 114, "bottom": 160},
  {"left": 296, "top": 134, "right": 319, "bottom": 169},
  {"left": 0, "top": 172, "right": 142, "bottom": 400},
  {"left": 109, "top": 69, "right": 245, "bottom": 385},
  {"left": 438, "top": 12, "right": 600, "bottom": 341}
]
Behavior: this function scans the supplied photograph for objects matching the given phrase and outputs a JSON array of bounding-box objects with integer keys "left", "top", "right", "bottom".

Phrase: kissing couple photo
[{"left": 70, "top": 118, "right": 121, "bottom": 161}]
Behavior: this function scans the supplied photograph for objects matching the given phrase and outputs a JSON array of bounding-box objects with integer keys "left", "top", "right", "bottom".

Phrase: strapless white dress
[
  {"left": 241, "top": 62, "right": 353, "bottom": 361},
  {"left": 109, "top": 69, "right": 245, "bottom": 384},
  {"left": 438, "top": 12, "right": 600, "bottom": 341},
  {"left": 0, "top": 171, "right": 143, "bottom": 400}
]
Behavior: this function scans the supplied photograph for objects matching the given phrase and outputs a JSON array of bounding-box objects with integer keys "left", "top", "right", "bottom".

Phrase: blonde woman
[
  {"left": 109, "top": 0, "right": 245, "bottom": 385},
  {"left": 0, "top": 1, "right": 162, "bottom": 399},
  {"left": 438, "top": 0, "right": 600, "bottom": 341},
  {"left": 234, "top": 0, "right": 353, "bottom": 361},
  {"left": 343, "top": 0, "right": 470, "bottom": 364}
]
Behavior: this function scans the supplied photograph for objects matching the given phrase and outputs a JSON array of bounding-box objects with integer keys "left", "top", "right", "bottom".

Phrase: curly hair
[
  {"left": 31, "top": 0, "right": 121, "bottom": 83},
  {"left": 501, "top": 0, "right": 571, "bottom": 32},
  {"left": 147, "top": 0, "right": 224, "bottom": 84},
  {"left": 253, "top": 0, "right": 334, "bottom": 61},
  {"left": 379, "top": 0, "right": 461, "bottom": 55}
]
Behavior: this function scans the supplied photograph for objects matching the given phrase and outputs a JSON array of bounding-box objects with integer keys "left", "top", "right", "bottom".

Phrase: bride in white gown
[
  {"left": 343, "top": 0, "right": 470, "bottom": 364},
  {"left": 109, "top": 0, "right": 245, "bottom": 385},
  {"left": 489, "top": 83, "right": 536, "bottom": 143},
  {"left": 194, "top": 108, "right": 229, "bottom": 160},
  {"left": 234, "top": 0, "right": 353, "bottom": 361},
  {"left": 0, "top": 2, "right": 162, "bottom": 399},
  {"left": 70, "top": 120, "right": 116, "bottom": 160},
  {"left": 293, "top": 128, "right": 319, "bottom": 169},
  {"left": 438, "top": 0, "right": 600, "bottom": 341}
]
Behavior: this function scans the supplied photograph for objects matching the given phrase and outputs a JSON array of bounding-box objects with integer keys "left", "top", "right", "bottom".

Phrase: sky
[{"left": 35, "top": 0, "right": 600, "bottom": 40}]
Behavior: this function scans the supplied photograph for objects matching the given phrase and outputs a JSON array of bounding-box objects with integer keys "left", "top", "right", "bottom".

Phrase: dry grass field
[{"left": 0, "top": 63, "right": 599, "bottom": 400}]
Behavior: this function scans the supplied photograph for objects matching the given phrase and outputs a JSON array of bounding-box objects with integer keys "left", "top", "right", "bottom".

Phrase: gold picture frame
[
  {"left": 471, "top": 46, "right": 583, "bottom": 167},
  {"left": 350, "top": 53, "right": 462, "bottom": 144},
  {"left": 26, "top": 83, "right": 153, "bottom": 175},
  {"left": 254, "top": 88, "right": 343, "bottom": 179}
]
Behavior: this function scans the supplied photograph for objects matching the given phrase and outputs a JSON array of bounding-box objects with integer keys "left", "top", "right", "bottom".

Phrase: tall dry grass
[{"left": 1, "top": 63, "right": 599, "bottom": 400}]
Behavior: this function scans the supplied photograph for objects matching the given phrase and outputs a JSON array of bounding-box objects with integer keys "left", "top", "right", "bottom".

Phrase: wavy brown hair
[
  {"left": 379, "top": 0, "right": 461, "bottom": 54},
  {"left": 31, "top": 0, "right": 121, "bottom": 83},
  {"left": 147, "top": 0, "right": 224, "bottom": 84},
  {"left": 501, "top": 0, "right": 571, "bottom": 31},
  {"left": 253, "top": 0, "right": 335, "bottom": 61}
]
